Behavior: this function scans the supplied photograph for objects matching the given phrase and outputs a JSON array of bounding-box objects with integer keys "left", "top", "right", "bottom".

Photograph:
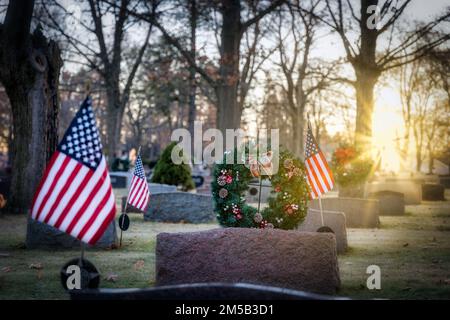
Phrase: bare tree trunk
[
  {"left": 188, "top": 0, "right": 197, "bottom": 139},
  {"left": 427, "top": 146, "right": 434, "bottom": 174},
  {"left": 0, "top": 1, "right": 62, "bottom": 213},
  {"left": 105, "top": 86, "right": 123, "bottom": 160},
  {"left": 216, "top": 0, "right": 242, "bottom": 133},
  {"left": 354, "top": 72, "right": 378, "bottom": 150}
]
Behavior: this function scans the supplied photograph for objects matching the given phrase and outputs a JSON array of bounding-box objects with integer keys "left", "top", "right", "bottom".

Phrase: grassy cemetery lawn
[{"left": 0, "top": 192, "right": 449, "bottom": 300}]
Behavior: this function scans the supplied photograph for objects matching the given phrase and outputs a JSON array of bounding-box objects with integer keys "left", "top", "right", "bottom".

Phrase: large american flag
[
  {"left": 304, "top": 122, "right": 334, "bottom": 199},
  {"left": 126, "top": 152, "right": 150, "bottom": 212},
  {"left": 31, "top": 97, "right": 116, "bottom": 245}
]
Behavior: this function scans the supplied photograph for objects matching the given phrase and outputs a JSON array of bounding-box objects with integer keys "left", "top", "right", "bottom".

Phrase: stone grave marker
[
  {"left": 366, "top": 180, "right": 422, "bottom": 205},
  {"left": 156, "top": 228, "right": 341, "bottom": 295},
  {"left": 26, "top": 218, "right": 117, "bottom": 249},
  {"left": 368, "top": 190, "right": 405, "bottom": 216},
  {"left": 297, "top": 208, "right": 348, "bottom": 253},
  {"left": 422, "top": 184, "right": 445, "bottom": 201},
  {"left": 144, "top": 192, "right": 215, "bottom": 223},
  {"left": 309, "top": 197, "right": 380, "bottom": 228}
]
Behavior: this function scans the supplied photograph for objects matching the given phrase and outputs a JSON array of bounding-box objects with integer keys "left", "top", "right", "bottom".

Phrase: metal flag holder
[{"left": 60, "top": 242, "right": 100, "bottom": 291}]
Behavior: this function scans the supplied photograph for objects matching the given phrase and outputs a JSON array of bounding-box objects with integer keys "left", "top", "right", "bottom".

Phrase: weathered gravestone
[
  {"left": 421, "top": 184, "right": 445, "bottom": 201},
  {"left": 26, "top": 218, "right": 117, "bottom": 249},
  {"left": 156, "top": 228, "right": 341, "bottom": 295},
  {"left": 366, "top": 181, "right": 422, "bottom": 205},
  {"left": 368, "top": 191, "right": 405, "bottom": 216},
  {"left": 148, "top": 183, "right": 177, "bottom": 194},
  {"left": 297, "top": 209, "right": 347, "bottom": 253},
  {"left": 110, "top": 172, "right": 132, "bottom": 189},
  {"left": 144, "top": 192, "right": 215, "bottom": 223},
  {"left": 122, "top": 183, "right": 178, "bottom": 213},
  {"left": 309, "top": 197, "right": 380, "bottom": 228},
  {"left": 439, "top": 175, "right": 450, "bottom": 189}
]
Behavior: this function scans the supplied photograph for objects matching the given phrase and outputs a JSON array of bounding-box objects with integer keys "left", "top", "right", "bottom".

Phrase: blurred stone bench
[
  {"left": 309, "top": 197, "right": 379, "bottom": 228},
  {"left": 156, "top": 228, "right": 340, "bottom": 295},
  {"left": 144, "top": 192, "right": 215, "bottom": 223},
  {"left": 422, "top": 184, "right": 445, "bottom": 201},
  {"left": 25, "top": 218, "right": 117, "bottom": 249},
  {"left": 69, "top": 282, "right": 346, "bottom": 300},
  {"left": 298, "top": 209, "right": 347, "bottom": 253},
  {"left": 368, "top": 190, "right": 405, "bottom": 216},
  {"left": 366, "top": 181, "right": 422, "bottom": 205}
]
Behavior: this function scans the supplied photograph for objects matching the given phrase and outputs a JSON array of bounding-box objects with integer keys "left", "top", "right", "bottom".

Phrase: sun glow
[{"left": 372, "top": 86, "right": 404, "bottom": 173}]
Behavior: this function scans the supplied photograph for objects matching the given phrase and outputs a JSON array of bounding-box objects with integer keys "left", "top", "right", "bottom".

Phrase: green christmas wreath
[{"left": 212, "top": 146, "right": 310, "bottom": 230}]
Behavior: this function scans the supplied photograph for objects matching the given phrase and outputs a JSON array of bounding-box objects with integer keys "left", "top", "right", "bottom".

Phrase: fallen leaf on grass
[
  {"left": 104, "top": 273, "right": 119, "bottom": 282},
  {"left": 134, "top": 260, "right": 145, "bottom": 271},
  {"left": 29, "top": 263, "right": 43, "bottom": 270},
  {"left": 1, "top": 266, "right": 11, "bottom": 273}
]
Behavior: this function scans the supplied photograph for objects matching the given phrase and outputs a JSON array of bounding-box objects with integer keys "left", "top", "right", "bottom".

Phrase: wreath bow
[{"left": 249, "top": 151, "right": 273, "bottom": 178}]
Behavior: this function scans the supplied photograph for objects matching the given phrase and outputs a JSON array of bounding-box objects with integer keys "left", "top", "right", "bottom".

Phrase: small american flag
[
  {"left": 304, "top": 122, "right": 334, "bottom": 199},
  {"left": 126, "top": 151, "right": 150, "bottom": 212},
  {"left": 31, "top": 97, "right": 116, "bottom": 245}
]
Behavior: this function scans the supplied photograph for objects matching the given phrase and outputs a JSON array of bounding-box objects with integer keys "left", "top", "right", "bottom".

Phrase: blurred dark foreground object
[{"left": 69, "top": 282, "right": 347, "bottom": 300}]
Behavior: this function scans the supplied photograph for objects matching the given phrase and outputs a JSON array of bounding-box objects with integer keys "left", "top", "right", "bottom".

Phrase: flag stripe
[
  {"left": 77, "top": 184, "right": 113, "bottom": 240},
  {"left": 43, "top": 162, "right": 83, "bottom": 224},
  {"left": 306, "top": 158, "right": 325, "bottom": 194},
  {"left": 310, "top": 154, "right": 331, "bottom": 191},
  {"left": 315, "top": 152, "right": 333, "bottom": 189},
  {"left": 127, "top": 176, "right": 137, "bottom": 195},
  {"left": 307, "top": 157, "right": 327, "bottom": 192},
  {"left": 66, "top": 166, "right": 107, "bottom": 234},
  {"left": 319, "top": 151, "right": 335, "bottom": 184},
  {"left": 39, "top": 159, "right": 80, "bottom": 223},
  {"left": 32, "top": 153, "right": 66, "bottom": 220},
  {"left": 35, "top": 155, "right": 71, "bottom": 221},
  {"left": 70, "top": 168, "right": 111, "bottom": 238},
  {"left": 82, "top": 191, "right": 115, "bottom": 243},
  {"left": 134, "top": 184, "right": 147, "bottom": 208},
  {"left": 53, "top": 167, "right": 94, "bottom": 229},
  {"left": 88, "top": 205, "right": 116, "bottom": 245},
  {"left": 305, "top": 162, "right": 320, "bottom": 198},
  {"left": 57, "top": 156, "right": 106, "bottom": 232},
  {"left": 46, "top": 166, "right": 90, "bottom": 226},
  {"left": 31, "top": 152, "right": 61, "bottom": 217},
  {"left": 129, "top": 179, "right": 143, "bottom": 204}
]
